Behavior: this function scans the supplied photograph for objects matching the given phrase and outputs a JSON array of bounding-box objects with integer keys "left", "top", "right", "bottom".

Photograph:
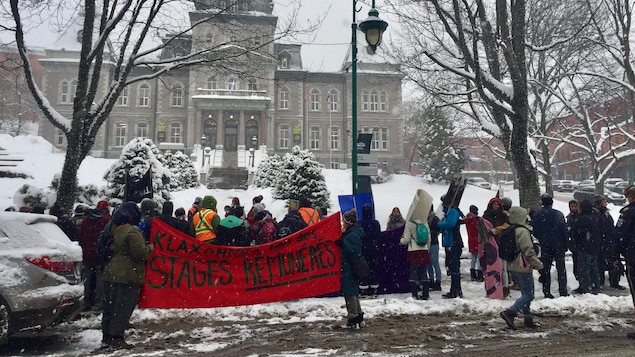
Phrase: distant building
[{"left": 34, "top": 0, "right": 406, "bottom": 171}]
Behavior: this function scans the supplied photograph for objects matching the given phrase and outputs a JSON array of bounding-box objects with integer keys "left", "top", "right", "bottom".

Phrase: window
[
  {"left": 171, "top": 83, "right": 184, "bottom": 107},
  {"left": 136, "top": 122, "right": 148, "bottom": 138},
  {"left": 59, "top": 80, "right": 77, "bottom": 104},
  {"left": 227, "top": 77, "right": 238, "bottom": 91},
  {"left": 247, "top": 78, "right": 258, "bottom": 91},
  {"left": 330, "top": 126, "right": 340, "bottom": 150},
  {"left": 169, "top": 122, "right": 182, "bottom": 143},
  {"left": 330, "top": 157, "right": 340, "bottom": 169},
  {"left": 310, "top": 126, "right": 321, "bottom": 149},
  {"left": 380, "top": 91, "right": 388, "bottom": 112},
  {"left": 380, "top": 127, "right": 389, "bottom": 150},
  {"left": 115, "top": 122, "right": 127, "bottom": 147},
  {"left": 206, "top": 76, "right": 217, "bottom": 90},
  {"left": 117, "top": 86, "right": 129, "bottom": 106},
  {"left": 279, "top": 125, "right": 290, "bottom": 149},
  {"left": 279, "top": 87, "right": 289, "bottom": 109},
  {"left": 370, "top": 127, "right": 380, "bottom": 150},
  {"left": 327, "top": 89, "right": 339, "bottom": 112},
  {"left": 370, "top": 90, "right": 379, "bottom": 112},
  {"left": 310, "top": 89, "right": 320, "bottom": 111},
  {"left": 138, "top": 83, "right": 150, "bottom": 107},
  {"left": 279, "top": 56, "right": 289, "bottom": 69},
  {"left": 361, "top": 90, "right": 369, "bottom": 111},
  {"left": 55, "top": 128, "right": 64, "bottom": 146}
]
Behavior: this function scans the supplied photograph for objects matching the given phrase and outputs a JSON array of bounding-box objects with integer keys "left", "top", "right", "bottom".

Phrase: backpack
[
  {"left": 97, "top": 221, "right": 115, "bottom": 267},
  {"left": 498, "top": 224, "right": 522, "bottom": 261},
  {"left": 410, "top": 220, "right": 430, "bottom": 246}
]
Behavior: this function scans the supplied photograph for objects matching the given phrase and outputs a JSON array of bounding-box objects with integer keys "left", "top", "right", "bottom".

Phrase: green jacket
[
  {"left": 506, "top": 206, "right": 543, "bottom": 273},
  {"left": 102, "top": 223, "right": 152, "bottom": 286}
]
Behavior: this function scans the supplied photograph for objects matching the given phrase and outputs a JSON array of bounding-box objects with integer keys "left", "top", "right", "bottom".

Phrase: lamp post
[
  {"left": 200, "top": 136, "right": 207, "bottom": 169},
  {"left": 351, "top": 0, "right": 388, "bottom": 194},
  {"left": 251, "top": 136, "right": 258, "bottom": 150}
]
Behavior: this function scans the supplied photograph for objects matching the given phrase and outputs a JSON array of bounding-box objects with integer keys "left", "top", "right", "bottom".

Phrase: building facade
[{"left": 36, "top": 0, "right": 405, "bottom": 171}]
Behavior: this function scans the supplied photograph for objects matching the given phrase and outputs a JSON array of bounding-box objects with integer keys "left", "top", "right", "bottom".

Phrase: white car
[
  {"left": 467, "top": 177, "right": 491, "bottom": 190},
  {"left": 0, "top": 212, "right": 84, "bottom": 346}
]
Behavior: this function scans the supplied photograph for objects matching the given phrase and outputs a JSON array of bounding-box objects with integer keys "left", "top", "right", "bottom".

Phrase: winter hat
[
  {"left": 112, "top": 201, "right": 142, "bottom": 226},
  {"left": 501, "top": 197, "right": 513, "bottom": 209},
  {"left": 193, "top": 197, "right": 203, "bottom": 205},
  {"left": 254, "top": 210, "right": 270, "bottom": 222},
  {"left": 59, "top": 208, "right": 69, "bottom": 216},
  {"left": 88, "top": 208, "right": 103, "bottom": 219},
  {"left": 594, "top": 194, "right": 606, "bottom": 206},
  {"left": 343, "top": 208, "right": 358, "bottom": 225},
  {"left": 174, "top": 207, "right": 186, "bottom": 218},
  {"left": 579, "top": 199, "right": 593, "bottom": 214},
  {"left": 97, "top": 200, "right": 110, "bottom": 211},
  {"left": 74, "top": 205, "right": 85, "bottom": 216},
  {"left": 162, "top": 201, "right": 174, "bottom": 216},
  {"left": 299, "top": 197, "right": 311, "bottom": 208},
  {"left": 140, "top": 198, "right": 158, "bottom": 213},
  {"left": 540, "top": 194, "right": 553, "bottom": 207},
  {"left": 253, "top": 202, "right": 265, "bottom": 212},
  {"left": 469, "top": 205, "right": 478, "bottom": 214},
  {"left": 202, "top": 195, "right": 217, "bottom": 210}
]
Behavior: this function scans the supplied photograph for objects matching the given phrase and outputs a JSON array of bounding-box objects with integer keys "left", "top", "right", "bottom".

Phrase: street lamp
[
  {"left": 351, "top": 0, "right": 388, "bottom": 194},
  {"left": 251, "top": 136, "right": 258, "bottom": 150}
]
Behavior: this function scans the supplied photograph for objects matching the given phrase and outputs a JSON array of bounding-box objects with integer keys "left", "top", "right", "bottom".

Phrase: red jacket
[
  {"left": 80, "top": 215, "right": 111, "bottom": 265},
  {"left": 464, "top": 212, "right": 479, "bottom": 254}
]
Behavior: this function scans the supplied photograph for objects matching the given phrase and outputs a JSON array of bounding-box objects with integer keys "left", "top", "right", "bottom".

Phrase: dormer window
[{"left": 279, "top": 55, "right": 289, "bottom": 69}]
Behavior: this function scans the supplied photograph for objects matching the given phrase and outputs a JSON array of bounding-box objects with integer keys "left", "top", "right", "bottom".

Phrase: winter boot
[
  {"left": 523, "top": 315, "right": 539, "bottom": 329},
  {"left": 100, "top": 334, "right": 112, "bottom": 350},
  {"left": 410, "top": 282, "right": 420, "bottom": 300},
  {"left": 434, "top": 281, "right": 442, "bottom": 291},
  {"left": 370, "top": 284, "right": 379, "bottom": 299},
  {"left": 359, "top": 285, "right": 369, "bottom": 298},
  {"left": 477, "top": 270, "right": 484, "bottom": 282},
  {"left": 470, "top": 269, "right": 478, "bottom": 282},
  {"left": 420, "top": 280, "right": 430, "bottom": 300},
  {"left": 503, "top": 286, "right": 510, "bottom": 298},
  {"left": 500, "top": 309, "right": 517, "bottom": 330},
  {"left": 109, "top": 336, "right": 134, "bottom": 350},
  {"left": 346, "top": 314, "right": 363, "bottom": 329}
]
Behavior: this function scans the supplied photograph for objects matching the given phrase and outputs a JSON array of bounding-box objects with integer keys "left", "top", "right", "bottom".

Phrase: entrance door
[
  {"left": 245, "top": 119, "right": 259, "bottom": 149},
  {"left": 203, "top": 119, "right": 217, "bottom": 148},
  {"left": 224, "top": 119, "right": 238, "bottom": 151}
]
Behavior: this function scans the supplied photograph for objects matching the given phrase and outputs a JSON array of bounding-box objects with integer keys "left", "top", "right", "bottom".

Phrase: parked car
[
  {"left": 610, "top": 181, "right": 631, "bottom": 194},
  {"left": 553, "top": 180, "right": 574, "bottom": 192},
  {"left": 575, "top": 179, "right": 595, "bottom": 191},
  {"left": 394, "top": 170, "right": 411, "bottom": 175},
  {"left": 604, "top": 178, "right": 624, "bottom": 188},
  {"left": 573, "top": 186, "right": 626, "bottom": 205},
  {"left": 467, "top": 177, "right": 491, "bottom": 190},
  {"left": 605, "top": 190, "right": 627, "bottom": 205},
  {"left": 0, "top": 212, "right": 84, "bottom": 346}
]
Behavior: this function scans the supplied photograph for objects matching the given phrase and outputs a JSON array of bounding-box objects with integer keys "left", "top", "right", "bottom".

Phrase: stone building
[{"left": 36, "top": 0, "right": 405, "bottom": 171}]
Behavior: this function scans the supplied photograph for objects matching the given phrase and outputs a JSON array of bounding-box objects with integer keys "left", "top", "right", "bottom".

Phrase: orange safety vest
[
  {"left": 298, "top": 207, "right": 319, "bottom": 226},
  {"left": 193, "top": 209, "right": 217, "bottom": 242}
]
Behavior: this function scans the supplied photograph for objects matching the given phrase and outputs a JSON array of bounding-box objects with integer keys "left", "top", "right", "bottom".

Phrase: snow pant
[
  {"left": 83, "top": 262, "right": 103, "bottom": 308},
  {"left": 577, "top": 251, "right": 600, "bottom": 293},
  {"left": 344, "top": 294, "right": 362, "bottom": 320},
  {"left": 445, "top": 246, "right": 462, "bottom": 295},
  {"left": 102, "top": 282, "right": 141, "bottom": 338},
  {"left": 540, "top": 248, "right": 568, "bottom": 295},
  {"left": 427, "top": 244, "right": 442, "bottom": 282},
  {"left": 509, "top": 271, "right": 534, "bottom": 317}
]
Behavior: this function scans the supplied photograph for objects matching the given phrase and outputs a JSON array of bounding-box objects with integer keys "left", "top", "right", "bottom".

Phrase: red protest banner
[{"left": 139, "top": 213, "right": 342, "bottom": 308}]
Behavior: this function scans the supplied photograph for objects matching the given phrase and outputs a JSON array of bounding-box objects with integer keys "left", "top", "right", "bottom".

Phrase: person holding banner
[{"left": 340, "top": 208, "right": 365, "bottom": 329}]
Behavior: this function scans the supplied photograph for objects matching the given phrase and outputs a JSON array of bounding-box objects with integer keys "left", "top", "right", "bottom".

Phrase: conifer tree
[
  {"left": 163, "top": 150, "right": 200, "bottom": 190},
  {"left": 253, "top": 154, "right": 283, "bottom": 188},
  {"left": 274, "top": 146, "right": 330, "bottom": 209}
]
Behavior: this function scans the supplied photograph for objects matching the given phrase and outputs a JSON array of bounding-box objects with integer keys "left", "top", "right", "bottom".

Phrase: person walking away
[
  {"left": 400, "top": 211, "right": 431, "bottom": 300},
  {"left": 427, "top": 206, "right": 442, "bottom": 291},
  {"left": 532, "top": 194, "right": 569, "bottom": 298},
  {"left": 101, "top": 202, "right": 152, "bottom": 350},
  {"left": 340, "top": 209, "right": 365, "bottom": 329},
  {"left": 254, "top": 210, "right": 277, "bottom": 244},
  {"left": 160, "top": 201, "right": 190, "bottom": 234},
  {"left": 387, "top": 207, "right": 406, "bottom": 230},
  {"left": 614, "top": 186, "right": 635, "bottom": 339},
  {"left": 594, "top": 195, "right": 624, "bottom": 290},
  {"left": 571, "top": 199, "right": 601, "bottom": 294},
  {"left": 80, "top": 205, "right": 111, "bottom": 311},
  {"left": 298, "top": 197, "right": 320, "bottom": 226},
  {"left": 139, "top": 198, "right": 159, "bottom": 242},
  {"left": 500, "top": 206, "right": 544, "bottom": 330},
  {"left": 191, "top": 195, "right": 220, "bottom": 243},
  {"left": 71, "top": 205, "right": 87, "bottom": 237},
  {"left": 464, "top": 205, "right": 483, "bottom": 282},
  {"left": 566, "top": 199, "right": 580, "bottom": 282},
  {"left": 437, "top": 198, "right": 464, "bottom": 299},
  {"left": 277, "top": 209, "right": 308, "bottom": 239},
  {"left": 360, "top": 203, "right": 381, "bottom": 298}
]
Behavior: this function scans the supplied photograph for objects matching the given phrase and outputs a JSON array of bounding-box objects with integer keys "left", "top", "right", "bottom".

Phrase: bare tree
[
  {"left": 5, "top": 0, "right": 317, "bottom": 210},
  {"left": 0, "top": 49, "right": 38, "bottom": 136}
]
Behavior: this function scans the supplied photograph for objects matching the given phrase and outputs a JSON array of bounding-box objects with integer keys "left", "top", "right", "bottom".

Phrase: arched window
[
  {"left": 380, "top": 91, "right": 388, "bottom": 112},
  {"left": 227, "top": 77, "right": 238, "bottom": 91},
  {"left": 279, "top": 125, "right": 290, "bottom": 149},
  {"left": 327, "top": 89, "right": 339, "bottom": 112},
  {"left": 370, "top": 90, "right": 379, "bottom": 112},
  {"left": 361, "top": 90, "right": 369, "bottom": 111},
  {"left": 279, "top": 87, "right": 289, "bottom": 109},
  {"left": 115, "top": 122, "right": 127, "bottom": 147},
  {"left": 117, "top": 86, "right": 129, "bottom": 106},
  {"left": 138, "top": 83, "right": 150, "bottom": 107},
  {"left": 310, "top": 88, "right": 320, "bottom": 111},
  {"left": 169, "top": 122, "right": 182, "bottom": 143},
  {"left": 171, "top": 83, "right": 184, "bottom": 107}
]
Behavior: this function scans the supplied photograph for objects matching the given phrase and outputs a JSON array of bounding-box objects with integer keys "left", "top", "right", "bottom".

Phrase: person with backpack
[
  {"left": 101, "top": 201, "right": 152, "bottom": 350},
  {"left": 570, "top": 199, "right": 602, "bottom": 294},
  {"left": 532, "top": 194, "right": 569, "bottom": 298},
  {"left": 437, "top": 197, "right": 464, "bottom": 299},
  {"left": 276, "top": 208, "right": 308, "bottom": 239},
  {"left": 499, "top": 206, "right": 544, "bottom": 330},
  {"left": 254, "top": 210, "right": 277, "bottom": 245},
  {"left": 400, "top": 208, "right": 431, "bottom": 300},
  {"left": 359, "top": 203, "right": 381, "bottom": 298}
]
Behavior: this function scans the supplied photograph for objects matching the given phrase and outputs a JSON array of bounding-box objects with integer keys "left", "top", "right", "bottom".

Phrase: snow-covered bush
[
  {"left": 253, "top": 154, "right": 283, "bottom": 188},
  {"left": 163, "top": 150, "right": 200, "bottom": 190},
  {"left": 273, "top": 146, "right": 330, "bottom": 209},
  {"left": 13, "top": 184, "right": 55, "bottom": 209}
]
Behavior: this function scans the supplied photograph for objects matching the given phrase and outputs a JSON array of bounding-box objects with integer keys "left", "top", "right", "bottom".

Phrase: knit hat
[
  {"left": 162, "top": 201, "right": 174, "bottom": 216},
  {"left": 540, "top": 194, "right": 553, "bottom": 207},
  {"left": 97, "top": 200, "right": 109, "bottom": 210},
  {"left": 469, "top": 205, "right": 478, "bottom": 214},
  {"left": 343, "top": 208, "right": 358, "bottom": 225},
  {"left": 193, "top": 197, "right": 203, "bottom": 204},
  {"left": 253, "top": 202, "right": 265, "bottom": 212},
  {"left": 74, "top": 205, "right": 85, "bottom": 216},
  {"left": 501, "top": 197, "right": 513, "bottom": 209},
  {"left": 140, "top": 198, "right": 157, "bottom": 213},
  {"left": 594, "top": 194, "right": 606, "bottom": 205},
  {"left": 202, "top": 195, "right": 217, "bottom": 210},
  {"left": 112, "top": 201, "right": 142, "bottom": 226}
]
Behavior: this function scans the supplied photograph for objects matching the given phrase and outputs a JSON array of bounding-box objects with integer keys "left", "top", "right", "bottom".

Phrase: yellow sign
[{"left": 157, "top": 122, "right": 167, "bottom": 132}]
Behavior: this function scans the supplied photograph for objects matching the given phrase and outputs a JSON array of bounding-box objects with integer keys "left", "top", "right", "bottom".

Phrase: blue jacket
[{"left": 437, "top": 207, "right": 462, "bottom": 248}]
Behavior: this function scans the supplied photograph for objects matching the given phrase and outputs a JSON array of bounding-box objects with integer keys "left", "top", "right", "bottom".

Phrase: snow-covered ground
[{"left": 0, "top": 134, "right": 633, "bottom": 356}]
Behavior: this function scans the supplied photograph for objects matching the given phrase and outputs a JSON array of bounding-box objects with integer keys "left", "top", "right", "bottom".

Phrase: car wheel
[{"left": 0, "top": 300, "right": 9, "bottom": 346}]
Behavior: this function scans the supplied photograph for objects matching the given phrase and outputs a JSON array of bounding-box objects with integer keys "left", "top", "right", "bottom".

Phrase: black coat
[
  {"left": 616, "top": 202, "right": 635, "bottom": 262},
  {"left": 532, "top": 206, "right": 568, "bottom": 252},
  {"left": 571, "top": 209, "right": 601, "bottom": 255},
  {"left": 276, "top": 210, "right": 308, "bottom": 238}
]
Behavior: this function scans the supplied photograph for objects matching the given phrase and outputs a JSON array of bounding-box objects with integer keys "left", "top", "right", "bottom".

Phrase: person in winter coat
[
  {"left": 387, "top": 207, "right": 406, "bottom": 230},
  {"left": 159, "top": 201, "right": 190, "bottom": 234},
  {"left": 400, "top": 210, "right": 431, "bottom": 300},
  {"left": 483, "top": 197, "right": 513, "bottom": 297},
  {"left": 188, "top": 197, "right": 203, "bottom": 223},
  {"left": 567, "top": 199, "right": 581, "bottom": 281},
  {"left": 427, "top": 206, "right": 442, "bottom": 291},
  {"left": 464, "top": 205, "right": 483, "bottom": 282},
  {"left": 499, "top": 206, "right": 544, "bottom": 330},
  {"left": 571, "top": 199, "right": 601, "bottom": 294},
  {"left": 276, "top": 209, "right": 308, "bottom": 238},
  {"left": 101, "top": 201, "right": 152, "bottom": 350},
  {"left": 139, "top": 198, "right": 159, "bottom": 242},
  {"left": 437, "top": 197, "right": 464, "bottom": 299},
  {"left": 230, "top": 197, "right": 245, "bottom": 219},
  {"left": 56, "top": 208, "right": 79, "bottom": 242},
  {"left": 80, "top": 205, "right": 111, "bottom": 311},
  {"left": 254, "top": 210, "right": 277, "bottom": 245},
  {"left": 594, "top": 195, "right": 624, "bottom": 290},
  {"left": 614, "top": 186, "right": 635, "bottom": 339},
  {"left": 191, "top": 195, "right": 220, "bottom": 243},
  {"left": 216, "top": 214, "right": 250, "bottom": 247},
  {"left": 360, "top": 204, "right": 381, "bottom": 298},
  {"left": 532, "top": 194, "right": 569, "bottom": 298},
  {"left": 298, "top": 197, "right": 320, "bottom": 226},
  {"left": 340, "top": 208, "right": 365, "bottom": 329}
]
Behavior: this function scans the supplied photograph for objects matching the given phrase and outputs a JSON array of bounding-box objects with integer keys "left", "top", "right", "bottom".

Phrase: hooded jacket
[
  {"left": 483, "top": 197, "right": 509, "bottom": 235},
  {"left": 277, "top": 210, "right": 308, "bottom": 238},
  {"left": 506, "top": 206, "right": 543, "bottom": 273},
  {"left": 360, "top": 204, "right": 381, "bottom": 255},
  {"left": 571, "top": 200, "right": 601, "bottom": 254}
]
